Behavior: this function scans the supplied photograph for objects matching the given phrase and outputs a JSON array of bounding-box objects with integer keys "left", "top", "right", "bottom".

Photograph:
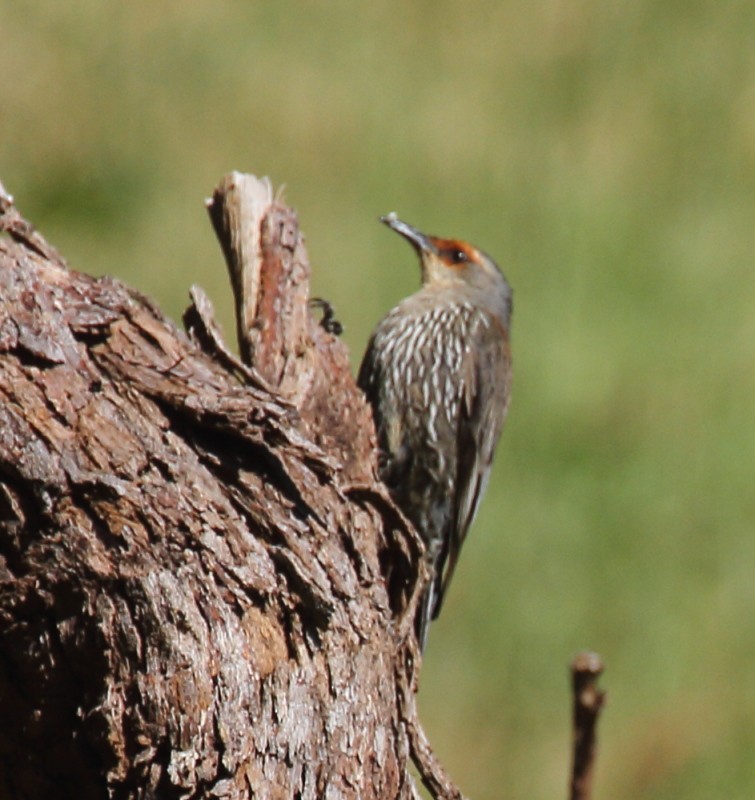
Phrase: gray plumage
[{"left": 358, "top": 214, "right": 513, "bottom": 649}]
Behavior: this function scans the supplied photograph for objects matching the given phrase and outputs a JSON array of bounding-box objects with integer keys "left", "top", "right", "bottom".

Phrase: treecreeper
[{"left": 358, "top": 213, "right": 513, "bottom": 649}]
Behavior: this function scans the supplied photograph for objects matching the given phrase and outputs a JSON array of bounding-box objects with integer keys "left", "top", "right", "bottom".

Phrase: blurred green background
[{"left": 3, "top": 1, "right": 755, "bottom": 797}]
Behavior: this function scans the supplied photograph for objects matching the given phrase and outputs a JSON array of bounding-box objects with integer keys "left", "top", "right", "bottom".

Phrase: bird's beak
[{"left": 380, "top": 212, "right": 438, "bottom": 255}]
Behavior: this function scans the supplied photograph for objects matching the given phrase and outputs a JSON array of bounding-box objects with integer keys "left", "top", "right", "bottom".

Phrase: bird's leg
[{"left": 309, "top": 297, "right": 344, "bottom": 336}]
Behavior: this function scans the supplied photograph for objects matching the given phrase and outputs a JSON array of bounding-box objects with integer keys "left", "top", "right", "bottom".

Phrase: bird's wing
[
  {"left": 357, "top": 322, "right": 408, "bottom": 488},
  {"left": 357, "top": 333, "right": 379, "bottom": 406},
  {"left": 432, "top": 313, "right": 511, "bottom": 618}
]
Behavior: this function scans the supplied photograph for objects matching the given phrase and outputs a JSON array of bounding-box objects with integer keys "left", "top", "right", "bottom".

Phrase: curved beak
[{"left": 380, "top": 212, "right": 437, "bottom": 254}]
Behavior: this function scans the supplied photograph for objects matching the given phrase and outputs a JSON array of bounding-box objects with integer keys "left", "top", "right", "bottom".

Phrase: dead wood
[
  {"left": 569, "top": 652, "right": 606, "bottom": 800},
  {"left": 0, "top": 174, "right": 460, "bottom": 800}
]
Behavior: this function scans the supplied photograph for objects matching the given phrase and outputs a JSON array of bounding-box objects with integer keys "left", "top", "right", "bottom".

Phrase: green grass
[{"left": 3, "top": 2, "right": 755, "bottom": 797}]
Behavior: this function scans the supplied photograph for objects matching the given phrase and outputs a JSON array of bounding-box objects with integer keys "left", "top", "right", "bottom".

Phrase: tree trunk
[{"left": 0, "top": 174, "right": 450, "bottom": 800}]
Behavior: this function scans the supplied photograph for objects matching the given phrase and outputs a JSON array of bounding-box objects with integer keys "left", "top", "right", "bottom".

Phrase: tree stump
[{"left": 0, "top": 174, "right": 456, "bottom": 800}]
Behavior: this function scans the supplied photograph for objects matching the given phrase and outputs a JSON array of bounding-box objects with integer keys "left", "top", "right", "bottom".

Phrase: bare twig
[{"left": 569, "top": 651, "right": 606, "bottom": 800}]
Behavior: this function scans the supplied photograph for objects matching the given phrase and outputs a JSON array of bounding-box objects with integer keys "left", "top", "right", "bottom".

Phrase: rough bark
[{"left": 0, "top": 175, "right": 444, "bottom": 800}]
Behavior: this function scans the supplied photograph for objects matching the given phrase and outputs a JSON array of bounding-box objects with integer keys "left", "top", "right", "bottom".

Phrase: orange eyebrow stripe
[
  {"left": 433, "top": 237, "right": 466, "bottom": 251},
  {"left": 431, "top": 238, "right": 479, "bottom": 266}
]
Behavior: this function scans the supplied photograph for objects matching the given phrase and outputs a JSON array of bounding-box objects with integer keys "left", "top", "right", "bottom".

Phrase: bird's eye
[{"left": 448, "top": 249, "right": 468, "bottom": 264}]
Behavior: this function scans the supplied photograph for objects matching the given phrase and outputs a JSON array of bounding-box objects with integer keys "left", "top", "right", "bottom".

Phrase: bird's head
[{"left": 380, "top": 213, "right": 511, "bottom": 316}]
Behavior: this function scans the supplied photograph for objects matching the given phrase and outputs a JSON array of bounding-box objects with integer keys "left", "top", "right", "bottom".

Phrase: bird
[{"left": 358, "top": 212, "right": 513, "bottom": 650}]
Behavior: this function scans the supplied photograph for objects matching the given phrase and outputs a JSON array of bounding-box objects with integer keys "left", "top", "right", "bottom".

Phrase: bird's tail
[
  {"left": 414, "top": 544, "right": 444, "bottom": 651},
  {"left": 415, "top": 582, "right": 436, "bottom": 652}
]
